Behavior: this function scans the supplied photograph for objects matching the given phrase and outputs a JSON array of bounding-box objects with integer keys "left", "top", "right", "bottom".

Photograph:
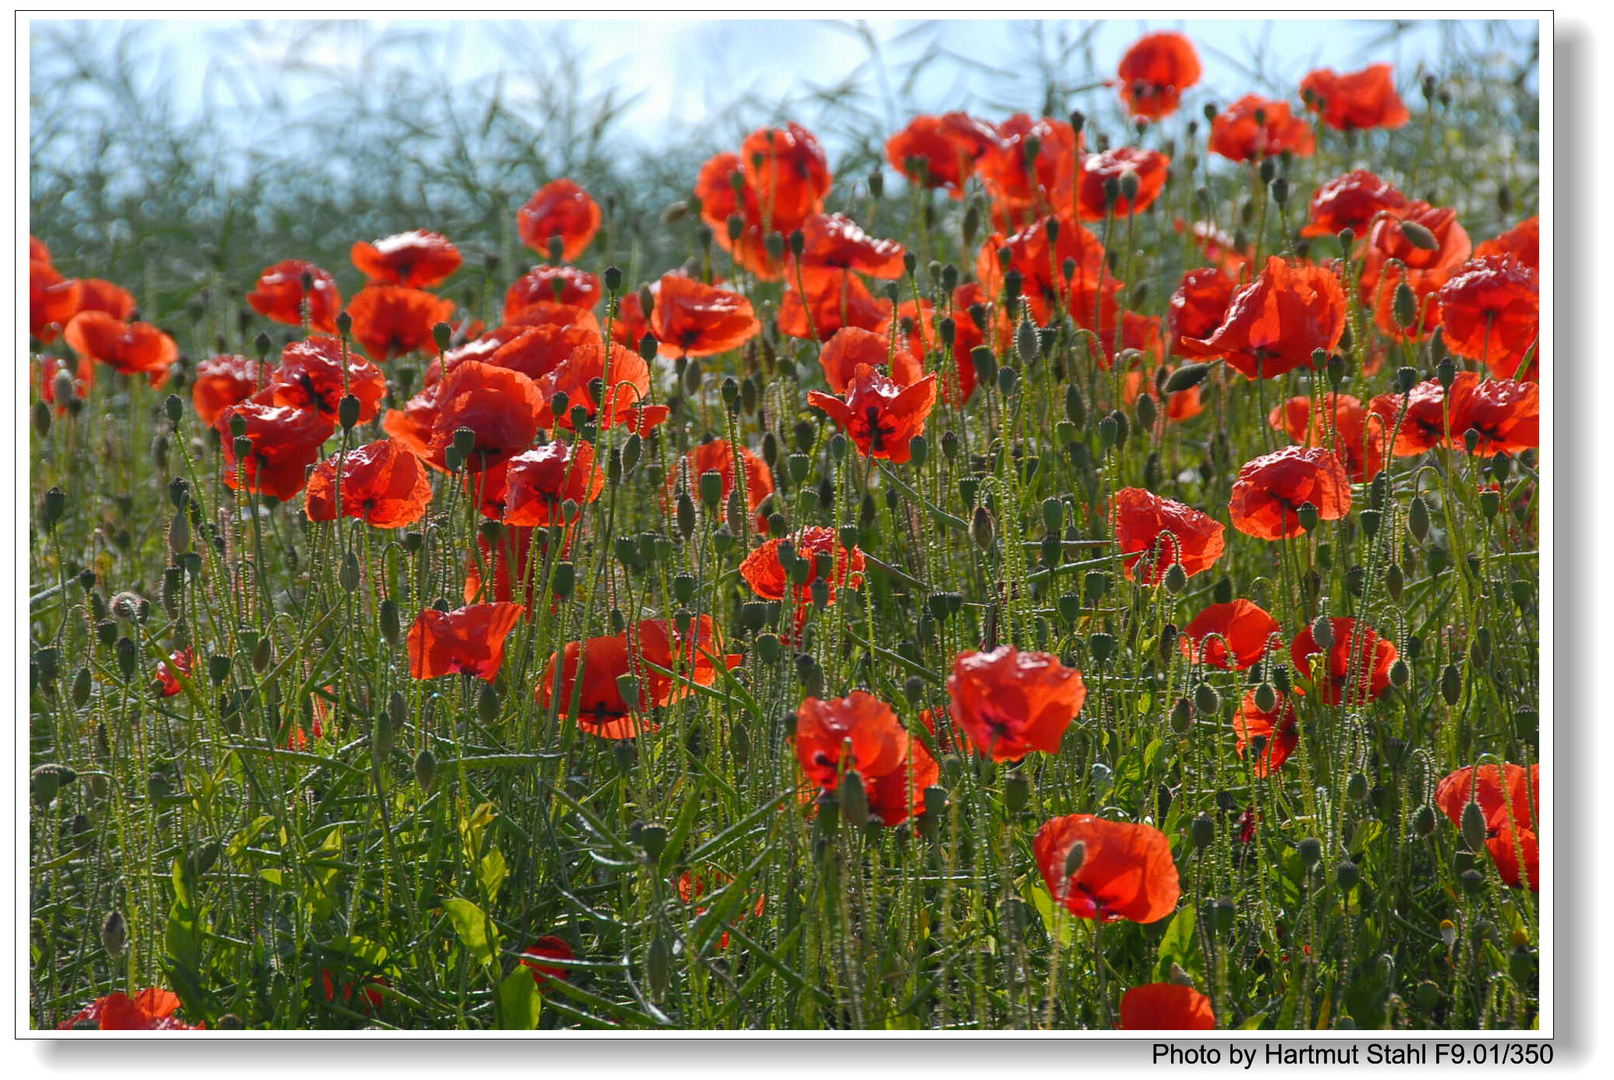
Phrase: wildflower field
[{"left": 27, "top": 20, "right": 1544, "bottom": 1032}]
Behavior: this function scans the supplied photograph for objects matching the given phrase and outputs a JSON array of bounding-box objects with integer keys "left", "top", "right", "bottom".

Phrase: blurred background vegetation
[{"left": 29, "top": 18, "right": 1539, "bottom": 335}]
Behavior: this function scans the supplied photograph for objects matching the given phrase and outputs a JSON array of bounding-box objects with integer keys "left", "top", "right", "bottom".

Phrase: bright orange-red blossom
[
  {"left": 505, "top": 265, "right": 602, "bottom": 319},
  {"left": 976, "top": 114, "right": 1080, "bottom": 219},
  {"left": 191, "top": 354, "right": 268, "bottom": 426},
  {"left": 1476, "top": 215, "right": 1539, "bottom": 271},
  {"left": 1169, "top": 268, "right": 1238, "bottom": 358},
  {"left": 1111, "top": 487, "right": 1226, "bottom": 584},
  {"left": 976, "top": 212, "right": 1111, "bottom": 325},
  {"left": 1368, "top": 379, "right": 1452, "bottom": 456},
  {"left": 1301, "top": 169, "right": 1408, "bottom": 238},
  {"left": 741, "top": 122, "right": 833, "bottom": 234},
  {"left": 59, "top": 987, "right": 203, "bottom": 1031},
  {"left": 218, "top": 399, "right": 335, "bottom": 501},
  {"left": 426, "top": 360, "right": 544, "bottom": 473},
  {"left": 1300, "top": 64, "right": 1411, "bottom": 130},
  {"left": 807, "top": 364, "right": 937, "bottom": 464},
  {"left": 1120, "top": 983, "right": 1216, "bottom": 1030},
  {"left": 305, "top": 438, "right": 433, "bottom": 528},
  {"left": 817, "top": 326, "right": 923, "bottom": 393},
  {"left": 885, "top": 112, "right": 999, "bottom": 197},
  {"left": 1435, "top": 763, "right": 1540, "bottom": 890},
  {"left": 1229, "top": 446, "right": 1351, "bottom": 540},
  {"left": 248, "top": 259, "right": 342, "bottom": 332},
  {"left": 667, "top": 439, "right": 775, "bottom": 535},
  {"left": 947, "top": 645, "right": 1087, "bottom": 762},
  {"left": 777, "top": 267, "right": 890, "bottom": 340},
  {"left": 1189, "top": 256, "right": 1345, "bottom": 379},
  {"left": 271, "top": 335, "right": 387, "bottom": 424},
  {"left": 530, "top": 337, "right": 669, "bottom": 436},
  {"left": 351, "top": 229, "right": 462, "bottom": 288},
  {"left": 1116, "top": 32, "right": 1202, "bottom": 120},
  {"left": 1438, "top": 257, "right": 1539, "bottom": 378},
  {"left": 739, "top": 526, "right": 866, "bottom": 608},
  {"left": 537, "top": 617, "right": 742, "bottom": 740},
  {"left": 1447, "top": 374, "right": 1539, "bottom": 455},
  {"left": 407, "top": 602, "right": 524, "bottom": 681},
  {"left": 1267, "top": 393, "right": 1386, "bottom": 482},
  {"left": 155, "top": 649, "right": 194, "bottom": 698},
  {"left": 1290, "top": 618, "right": 1398, "bottom": 706},
  {"left": 520, "top": 935, "right": 576, "bottom": 989},
  {"left": 794, "top": 691, "right": 936, "bottom": 827},
  {"left": 346, "top": 284, "right": 458, "bottom": 362},
  {"left": 1209, "top": 95, "right": 1316, "bottom": 162},
  {"left": 518, "top": 179, "right": 602, "bottom": 261},
  {"left": 649, "top": 273, "right": 760, "bottom": 358},
  {"left": 1033, "top": 815, "right": 1180, "bottom": 923},
  {"left": 63, "top": 312, "right": 178, "bottom": 387},
  {"left": 488, "top": 441, "right": 606, "bottom": 526},
  {"left": 1182, "top": 600, "right": 1281, "bottom": 671},
  {"left": 1076, "top": 147, "right": 1170, "bottom": 220},
  {"left": 796, "top": 212, "right": 906, "bottom": 278},
  {"left": 1233, "top": 690, "right": 1300, "bottom": 777}
]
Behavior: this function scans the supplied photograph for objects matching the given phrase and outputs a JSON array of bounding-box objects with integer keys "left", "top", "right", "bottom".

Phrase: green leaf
[
  {"left": 1023, "top": 883, "right": 1074, "bottom": 946},
  {"left": 480, "top": 848, "right": 508, "bottom": 901},
  {"left": 496, "top": 967, "right": 543, "bottom": 1029},
  {"left": 1152, "top": 903, "right": 1197, "bottom": 982},
  {"left": 443, "top": 897, "right": 500, "bottom": 970}
]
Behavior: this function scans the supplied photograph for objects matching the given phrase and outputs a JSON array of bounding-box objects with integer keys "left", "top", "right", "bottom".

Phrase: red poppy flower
[
  {"left": 1360, "top": 202, "right": 1472, "bottom": 338},
  {"left": 1120, "top": 983, "right": 1216, "bottom": 1030},
  {"left": 1437, "top": 257, "right": 1539, "bottom": 378},
  {"left": 1487, "top": 826, "right": 1541, "bottom": 891},
  {"left": 1175, "top": 218, "right": 1252, "bottom": 277},
  {"left": 1075, "top": 147, "right": 1170, "bottom": 220},
  {"left": 976, "top": 212, "right": 1111, "bottom": 325},
  {"left": 519, "top": 179, "right": 602, "bottom": 261},
  {"left": 777, "top": 266, "right": 890, "bottom": 340},
  {"left": 381, "top": 382, "right": 443, "bottom": 460},
  {"left": 866, "top": 739, "right": 939, "bottom": 828},
  {"left": 1368, "top": 379, "right": 1451, "bottom": 456},
  {"left": 666, "top": 439, "right": 775, "bottom": 535},
  {"left": 947, "top": 645, "right": 1087, "bottom": 762},
  {"left": 530, "top": 336, "right": 669, "bottom": 436},
  {"left": 817, "top": 326, "right": 924, "bottom": 394},
  {"left": 976, "top": 114, "right": 1080, "bottom": 221},
  {"left": 483, "top": 439, "right": 606, "bottom": 526},
  {"left": 1435, "top": 763, "right": 1539, "bottom": 835},
  {"left": 436, "top": 322, "right": 588, "bottom": 385},
  {"left": 1189, "top": 256, "right": 1345, "bottom": 379},
  {"left": 1232, "top": 690, "right": 1300, "bottom": 777},
  {"left": 351, "top": 229, "right": 462, "bottom": 288},
  {"left": 30, "top": 235, "right": 51, "bottom": 264},
  {"left": 1071, "top": 283, "right": 1166, "bottom": 368},
  {"left": 407, "top": 602, "right": 523, "bottom": 681},
  {"left": 1168, "top": 268, "right": 1238, "bottom": 358},
  {"left": 248, "top": 259, "right": 342, "bottom": 333},
  {"left": 30, "top": 260, "right": 81, "bottom": 342},
  {"left": 504, "top": 265, "right": 603, "bottom": 320},
  {"left": 874, "top": 286, "right": 1005, "bottom": 405},
  {"left": 1446, "top": 373, "right": 1539, "bottom": 455},
  {"left": 305, "top": 438, "right": 433, "bottom": 528},
  {"left": 1301, "top": 169, "right": 1408, "bottom": 238},
  {"left": 739, "top": 525, "right": 866, "bottom": 607},
  {"left": 425, "top": 360, "right": 544, "bottom": 472},
  {"left": 1116, "top": 32, "right": 1202, "bottom": 120},
  {"left": 648, "top": 273, "right": 760, "bottom": 358},
  {"left": 1034, "top": 814, "right": 1180, "bottom": 924},
  {"left": 520, "top": 935, "right": 576, "bottom": 989},
  {"left": 319, "top": 970, "right": 387, "bottom": 1012},
  {"left": 1228, "top": 446, "right": 1351, "bottom": 540},
  {"left": 1181, "top": 601, "right": 1281, "bottom": 671},
  {"left": 1290, "top": 617, "right": 1397, "bottom": 706},
  {"left": 794, "top": 212, "right": 906, "bottom": 278},
  {"left": 38, "top": 353, "right": 96, "bottom": 414},
  {"left": 464, "top": 525, "right": 560, "bottom": 608},
  {"left": 1209, "top": 95, "right": 1316, "bottom": 162},
  {"left": 59, "top": 987, "right": 202, "bottom": 1031},
  {"left": 218, "top": 399, "right": 335, "bottom": 500},
  {"left": 538, "top": 617, "right": 742, "bottom": 739},
  {"left": 807, "top": 363, "right": 937, "bottom": 464},
  {"left": 155, "top": 649, "right": 195, "bottom": 698},
  {"left": 269, "top": 335, "right": 387, "bottom": 424},
  {"left": 793, "top": 690, "right": 910, "bottom": 790},
  {"left": 1111, "top": 487, "right": 1226, "bottom": 584},
  {"left": 191, "top": 354, "right": 267, "bottom": 426},
  {"left": 63, "top": 312, "right": 178, "bottom": 387},
  {"left": 66, "top": 278, "right": 138, "bottom": 323},
  {"left": 1300, "top": 64, "right": 1410, "bottom": 130},
  {"left": 695, "top": 151, "right": 788, "bottom": 281},
  {"left": 1267, "top": 393, "right": 1386, "bottom": 482},
  {"left": 1476, "top": 215, "right": 1539, "bottom": 271},
  {"left": 610, "top": 287, "right": 652, "bottom": 350},
  {"left": 740, "top": 122, "right": 833, "bottom": 235},
  {"left": 885, "top": 112, "right": 999, "bottom": 197},
  {"left": 346, "top": 284, "right": 457, "bottom": 362}
]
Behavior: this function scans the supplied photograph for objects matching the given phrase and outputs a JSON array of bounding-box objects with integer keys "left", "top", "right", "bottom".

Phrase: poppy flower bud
[
  {"left": 1015, "top": 316, "right": 1039, "bottom": 367},
  {"left": 1062, "top": 840, "right": 1087, "bottom": 879},
  {"left": 413, "top": 747, "right": 436, "bottom": 792},
  {"left": 1187, "top": 814, "right": 1215, "bottom": 849},
  {"left": 1335, "top": 860, "right": 1360, "bottom": 890},
  {"left": 1435, "top": 356, "right": 1456, "bottom": 390},
  {"left": 682, "top": 358, "right": 704, "bottom": 396},
  {"left": 970, "top": 505, "right": 996, "bottom": 551},
  {"left": 1193, "top": 681, "right": 1220, "bottom": 716},
  {"left": 1164, "top": 696, "right": 1190, "bottom": 734},
  {"left": 1269, "top": 176, "right": 1290, "bottom": 207},
  {"left": 1346, "top": 771, "right": 1369, "bottom": 802},
  {"left": 1458, "top": 798, "right": 1491, "bottom": 853},
  {"left": 1004, "top": 774, "right": 1030, "bottom": 813},
  {"left": 101, "top": 910, "right": 127, "bottom": 957},
  {"left": 1135, "top": 391, "right": 1157, "bottom": 431},
  {"left": 1392, "top": 280, "right": 1418, "bottom": 330},
  {"left": 1253, "top": 681, "right": 1278, "bottom": 713},
  {"left": 1163, "top": 562, "right": 1187, "bottom": 594},
  {"left": 114, "top": 636, "right": 137, "bottom": 681},
  {"left": 1101, "top": 173, "right": 1122, "bottom": 208},
  {"left": 252, "top": 634, "right": 272, "bottom": 672},
  {"left": 331, "top": 392, "right": 360, "bottom": 432}
]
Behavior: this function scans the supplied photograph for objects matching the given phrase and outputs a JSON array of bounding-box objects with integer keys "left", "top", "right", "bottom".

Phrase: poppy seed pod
[
  {"left": 1297, "top": 836, "right": 1322, "bottom": 868},
  {"left": 1335, "top": 860, "right": 1360, "bottom": 890},
  {"left": 1441, "top": 663, "right": 1462, "bottom": 706},
  {"left": 1190, "top": 814, "right": 1215, "bottom": 848}
]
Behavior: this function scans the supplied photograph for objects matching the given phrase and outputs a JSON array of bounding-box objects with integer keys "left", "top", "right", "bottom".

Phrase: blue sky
[{"left": 31, "top": 16, "right": 1540, "bottom": 151}]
